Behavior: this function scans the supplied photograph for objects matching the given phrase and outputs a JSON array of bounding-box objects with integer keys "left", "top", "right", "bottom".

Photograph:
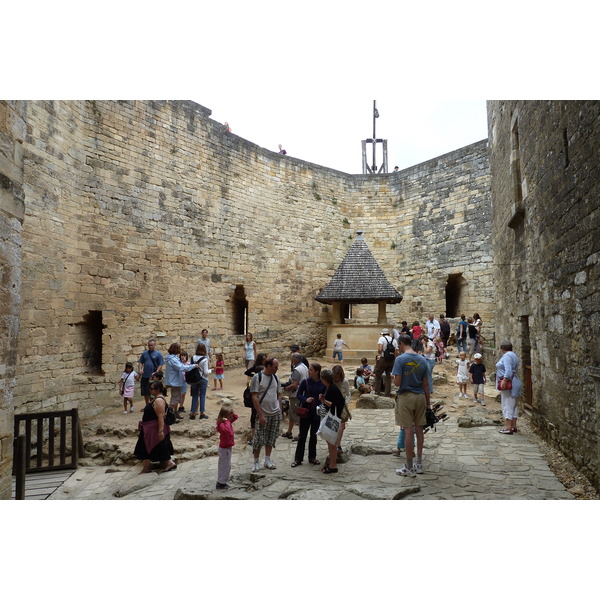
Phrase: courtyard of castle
[{"left": 16, "top": 353, "right": 595, "bottom": 501}]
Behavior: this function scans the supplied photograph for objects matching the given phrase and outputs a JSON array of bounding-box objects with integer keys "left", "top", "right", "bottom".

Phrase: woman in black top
[
  {"left": 134, "top": 381, "right": 177, "bottom": 473},
  {"left": 244, "top": 353, "right": 267, "bottom": 443},
  {"left": 319, "top": 368, "right": 346, "bottom": 474}
]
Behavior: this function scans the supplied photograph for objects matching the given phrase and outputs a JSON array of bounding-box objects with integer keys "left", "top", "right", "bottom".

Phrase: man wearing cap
[{"left": 373, "top": 328, "right": 398, "bottom": 396}]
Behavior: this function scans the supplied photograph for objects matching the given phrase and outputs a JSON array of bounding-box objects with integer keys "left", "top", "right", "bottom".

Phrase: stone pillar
[
  {"left": 331, "top": 301, "right": 342, "bottom": 325},
  {"left": 0, "top": 101, "right": 26, "bottom": 499},
  {"left": 377, "top": 301, "right": 388, "bottom": 324}
]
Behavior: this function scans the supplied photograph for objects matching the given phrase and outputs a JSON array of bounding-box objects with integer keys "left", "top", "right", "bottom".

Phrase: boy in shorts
[
  {"left": 332, "top": 333, "right": 350, "bottom": 365},
  {"left": 469, "top": 352, "right": 486, "bottom": 406}
]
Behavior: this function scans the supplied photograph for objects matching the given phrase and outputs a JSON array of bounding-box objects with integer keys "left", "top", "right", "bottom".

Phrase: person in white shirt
[
  {"left": 373, "top": 328, "right": 399, "bottom": 396},
  {"left": 426, "top": 314, "right": 440, "bottom": 340}
]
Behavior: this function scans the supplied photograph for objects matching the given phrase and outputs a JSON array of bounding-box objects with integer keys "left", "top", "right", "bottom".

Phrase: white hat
[
  {"left": 381, "top": 328, "right": 389, "bottom": 334},
  {"left": 473, "top": 353, "right": 482, "bottom": 359}
]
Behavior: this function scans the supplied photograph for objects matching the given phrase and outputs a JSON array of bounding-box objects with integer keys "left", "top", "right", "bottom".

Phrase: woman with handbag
[
  {"left": 134, "top": 381, "right": 177, "bottom": 473},
  {"left": 496, "top": 341, "right": 522, "bottom": 434},
  {"left": 291, "top": 362, "right": 326, "bottom": 468},
  {"left": 319, "top": 368, "right": 346, "bottom": 474}
]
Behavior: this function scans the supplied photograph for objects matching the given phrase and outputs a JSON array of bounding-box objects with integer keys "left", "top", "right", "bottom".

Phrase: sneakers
[
  {"left": 129, "top": 406, "right": 134, "bottom": 413},
  {"left": 396, "top": 464, "right": 416, "bottom": 477},
  {"left": 199, "top": 414, "right": 209, "bottom": 419},
  {"left": 480, "top": 400, "right": 486, "bottom": 406},
  {"left": 264, "top": 458, "right": 276, "bottom": 470},
  {"left": 473, "top": 398, "right": 479, "bottom": 403},
  {"left": 252, "top": 462, "right": 260, "bottom": 473},
  {"left": 123, "top": 410, "right": 128, "bottom": 415},
  {"left": 216, "top": 482, "right": 230, "bottom": 490},
  {"left": 414, "top": 462, "right": 424, "bottom": 474}
]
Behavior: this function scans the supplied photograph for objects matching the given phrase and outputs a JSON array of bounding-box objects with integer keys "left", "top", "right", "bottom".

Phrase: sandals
[
  {"left": 499, "top": 429, "right": 513, "bottom": 435},
  {"left": 309, "top": 459, "right": 321, "bottom": 465},
  {"left": 292, "top": 436, "right": 299, "bottom": 442},
  {"left": 322, "top": 466, "right": 338, "bottom": 474},
  {"left": 291, "top": 461, "right": 302, "bottom": 468},
  {"left": 281, "top": 432, "right": 293, "bottom": 439},
  {"left": 511, "top": 427, "right": 518, "bottom": 433}
]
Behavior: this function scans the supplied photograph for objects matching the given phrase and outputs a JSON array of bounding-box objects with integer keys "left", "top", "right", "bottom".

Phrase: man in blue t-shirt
[
  {"left": 137, "top": 339, "right": 164, "bottom": 404},
  {"left": 392, "top": 334, "right": 431, "bottom": 477}
]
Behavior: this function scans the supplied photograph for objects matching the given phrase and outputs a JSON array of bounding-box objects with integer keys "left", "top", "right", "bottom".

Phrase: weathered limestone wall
[
  {"left": 0, "top": 101, "right": 26, "bottom": 499},
  {"left": 14, "top": 100, "right": 492, "bottom": 422},
  {"left": 488, "top": 100, "right": 600, "bottom": 488},
  {"left": 344, "top": 141, "right": 493, "bottom": 332}
]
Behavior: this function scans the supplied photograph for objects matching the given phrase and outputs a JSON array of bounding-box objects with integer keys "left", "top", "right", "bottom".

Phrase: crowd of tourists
[{"left": 125, "top": 313, "right": 521, "bottom": 489}]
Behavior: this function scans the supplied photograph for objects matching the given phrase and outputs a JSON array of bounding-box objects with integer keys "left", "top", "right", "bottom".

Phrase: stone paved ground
[{"left": 49, "top": 403, "right": 573, "bottom": 501}]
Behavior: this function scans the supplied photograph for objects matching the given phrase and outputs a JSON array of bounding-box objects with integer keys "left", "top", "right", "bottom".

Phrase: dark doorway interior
[
  {"left": 77, "top": 310, "right": 104, "bottom": 374},
  {"left": 233, "top": 285, "right": 248, "bottom": 335},
  {"left": 445, "top": 274, "right": 465, "bottom": 318}
]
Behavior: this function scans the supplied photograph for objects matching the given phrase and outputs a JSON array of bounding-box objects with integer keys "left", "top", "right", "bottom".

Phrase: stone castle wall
[
  {"left": 0, "top": 101, "right": 26, "bottom": 499},
  {"left": 488, "top": 100, "right": 600, "bottom": 488},
  {"left": 11, "top": 100, "right": 493, "bottom": 423}
]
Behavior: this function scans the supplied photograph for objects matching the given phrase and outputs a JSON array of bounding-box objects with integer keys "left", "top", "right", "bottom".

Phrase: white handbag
[{"left": 317, "top": 411, "right": 341, "bottom": 445}]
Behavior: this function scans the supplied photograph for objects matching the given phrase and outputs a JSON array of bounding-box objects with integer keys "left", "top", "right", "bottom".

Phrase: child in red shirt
[
  {"left": 216, "top": 400, "right": 237, "bottom": 490},
  {"left": 213, "top": 353, "right": 225, "bottom": 390}
]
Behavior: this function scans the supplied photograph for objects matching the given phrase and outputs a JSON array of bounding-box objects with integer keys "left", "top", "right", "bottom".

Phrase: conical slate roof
[{"left": 315, "top": 231, "right": 403, "bottom": 305}]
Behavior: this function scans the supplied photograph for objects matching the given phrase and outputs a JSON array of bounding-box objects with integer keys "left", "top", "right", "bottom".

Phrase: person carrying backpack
[
  {"left": 372, "top": 328, "right": 399, "bottom": 396},
  {"left": 439, "top": 314, "right": 451, "bottom": 349}
]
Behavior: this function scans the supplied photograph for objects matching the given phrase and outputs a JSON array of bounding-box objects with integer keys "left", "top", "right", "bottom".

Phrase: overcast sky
[{"left": 4, "top": 2, "right": 596, "bottom": 175}]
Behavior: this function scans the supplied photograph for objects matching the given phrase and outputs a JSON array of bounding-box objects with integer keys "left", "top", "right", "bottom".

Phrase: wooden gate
[{"left": 13, "top": 409, "right": 81, "bottom": 499}]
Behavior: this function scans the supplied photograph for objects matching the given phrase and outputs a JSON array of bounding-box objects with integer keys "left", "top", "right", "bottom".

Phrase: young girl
[
  {"left": 120, "top": 362, "right": 137, "bottom": 414},
  {"left": 213, "top": 353, "right": 225, "bottom": 390},
  {"left": 456, "top": 351, "right": 470, "bottom": 399},
  {"left": 355, "top": 367, "right": 372, "bottom": 394},
  {"left": 179, "top": 352, "right": 190, "bottom": 413},
  {"left": 216, "top": 400, "right": 238, "bottom": 490},
  {"left": 360, "top": 357, "right": 373, "bottom": 383},
  {"left": 434, "top": 335, "right": 444, "bottom": 364}
]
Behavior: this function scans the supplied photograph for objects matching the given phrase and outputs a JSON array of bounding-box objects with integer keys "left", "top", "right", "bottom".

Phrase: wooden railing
[{"left": 13, "top": 409, "right": 81, "bottom": 499}]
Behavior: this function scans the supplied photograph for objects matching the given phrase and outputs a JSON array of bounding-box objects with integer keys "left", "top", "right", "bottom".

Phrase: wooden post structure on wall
[{"left": 362, "top": 100, "right": 388, "bottom": 174}]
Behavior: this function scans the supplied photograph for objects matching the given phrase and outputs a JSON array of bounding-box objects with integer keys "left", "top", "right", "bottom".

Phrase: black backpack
[
  {"left": 440, "top": 320, "right": 450, "bottom": 336},
  {"left": 184, "top": 356, "right": 205, "bottom": 384},
  {"left": 243, "top": 371, "right": 278, "bottom": 408},
  {"left": 382, "top": 336, "right": 395, "bottom": 360}
]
